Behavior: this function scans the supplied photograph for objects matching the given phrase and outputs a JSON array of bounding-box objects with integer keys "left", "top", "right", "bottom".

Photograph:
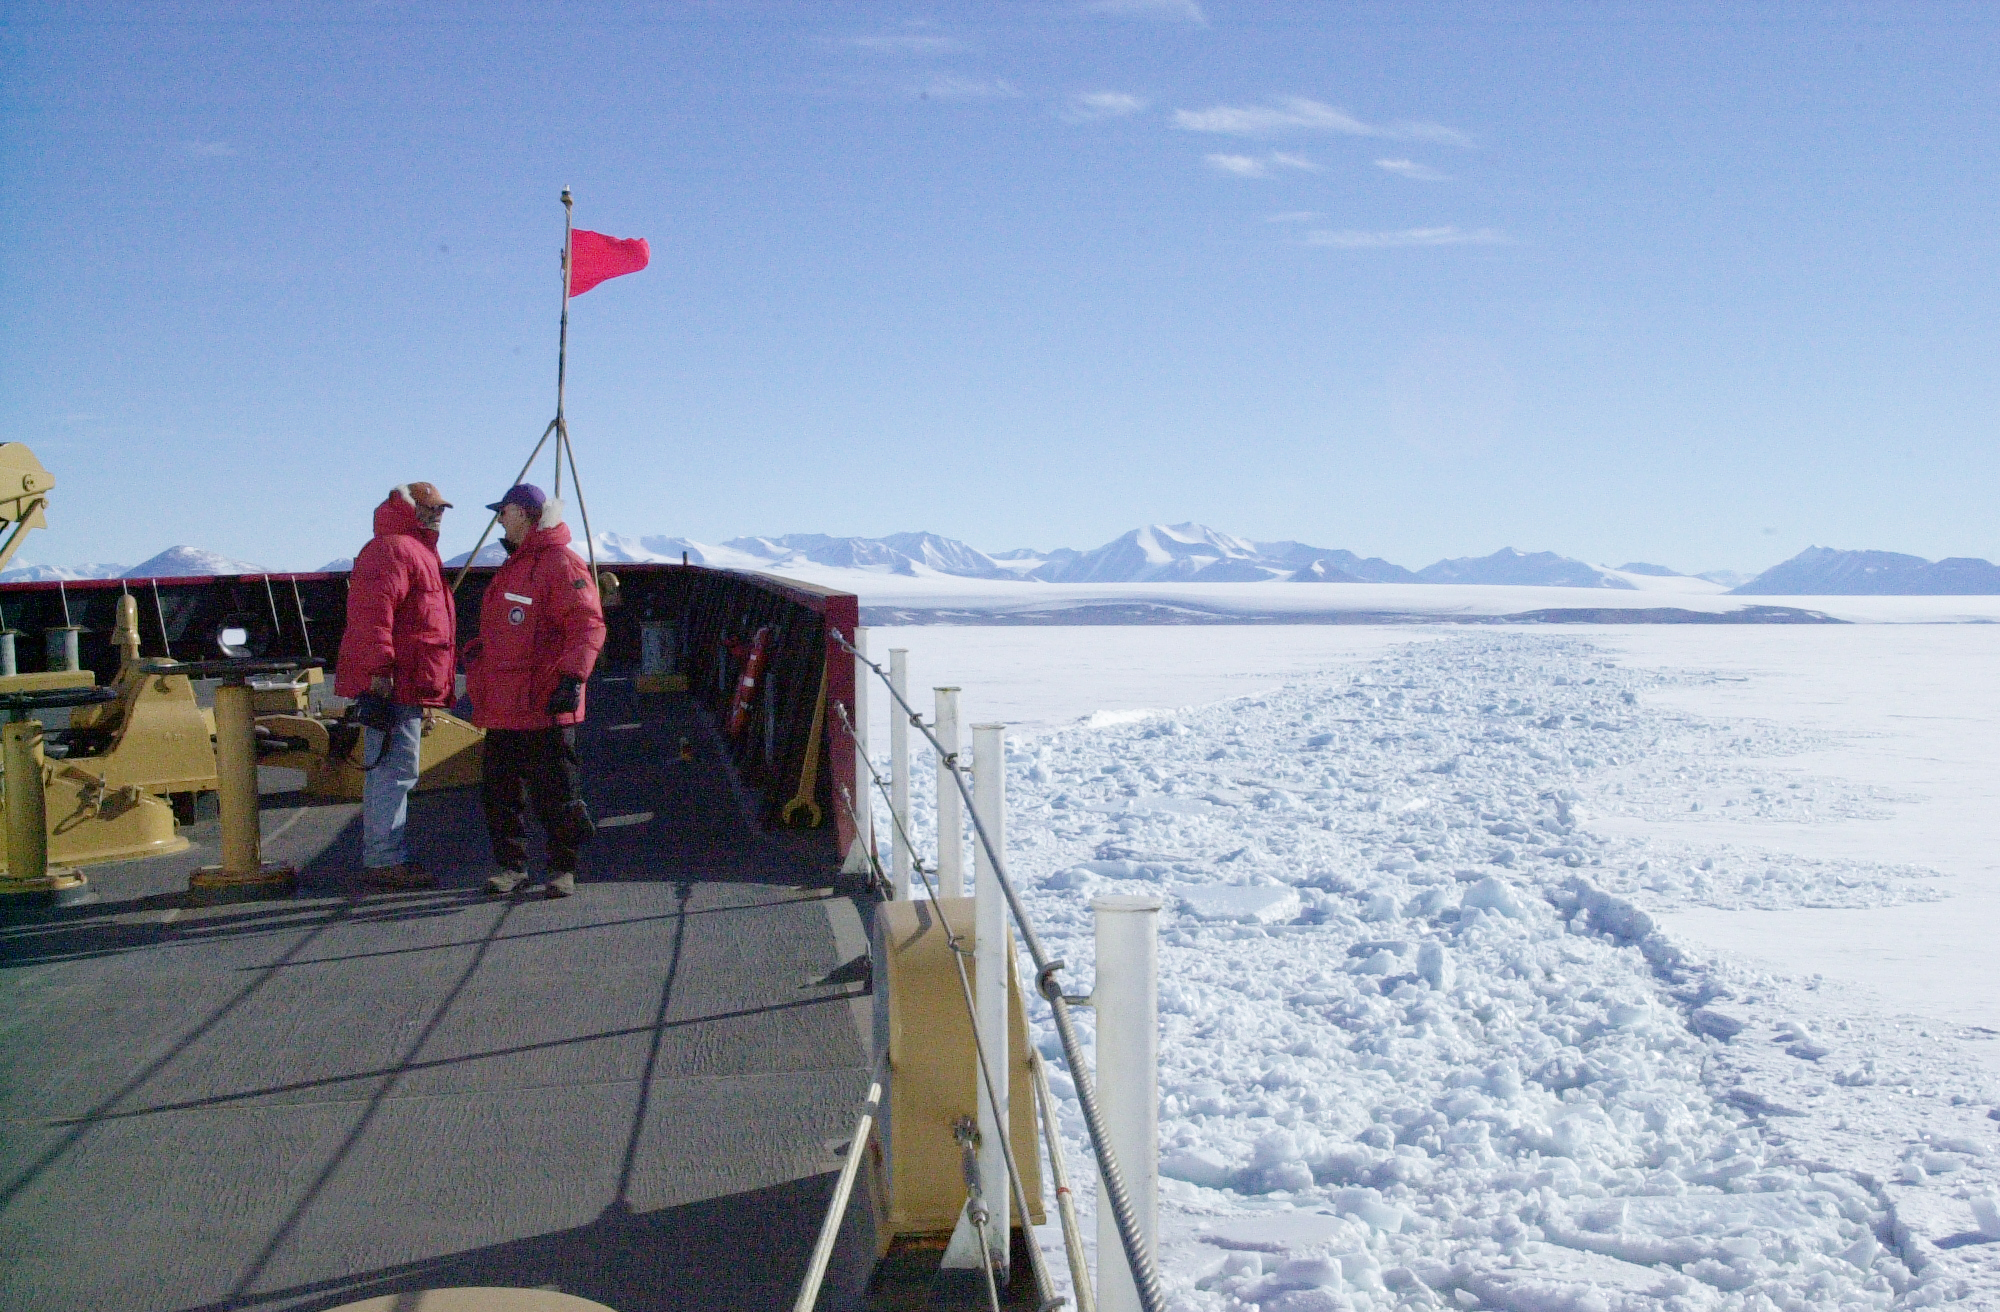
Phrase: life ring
[{"left": 725, "top": 625, "right": 772, "bottom": 738}]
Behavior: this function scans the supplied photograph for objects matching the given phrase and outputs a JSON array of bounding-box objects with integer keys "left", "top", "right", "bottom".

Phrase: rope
[{"left": 828, "top": 630, "right": 1166, "bottom": 1312}]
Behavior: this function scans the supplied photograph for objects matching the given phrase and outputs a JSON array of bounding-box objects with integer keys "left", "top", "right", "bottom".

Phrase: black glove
[{"left": 547, "top": 674, "right": 583, "bottom": 717}]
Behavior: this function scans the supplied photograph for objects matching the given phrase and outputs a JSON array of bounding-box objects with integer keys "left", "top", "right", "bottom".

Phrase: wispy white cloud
[
  {"left": 1303, "top": 226, "right": 1506, "bottom": 248},
  {"left": 1065, "top": 90, "right": 1148, "bottom": 121},
  {"left": 1206, "top": 154, "right": 1268, "bottom": 177},
  {"left": 1205, "top": 152, "right": 1318, "bottom": 178},
  {"left": 919, "top": 75, "right": 1021, "bottom": 101},
  {"left": 180, "top": 140, "right": 237, "bottom": 157},
  {"left": 1376, "top": 157, "right": 1447, "bottom": 182},
  {"left": 850, "top": 33, "right": 964, "bottom": 55},
  {"left": 1086, "top": 0, "right": 1206, "bottom": 23},
  {"left": 1174, "top": 96, "right": 1472, "bottom": 147}
]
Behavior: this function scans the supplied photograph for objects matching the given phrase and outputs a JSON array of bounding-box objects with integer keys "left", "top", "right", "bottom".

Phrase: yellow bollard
[
  {"left": 0, "top": 718, "right": 90, "bottom": 905},
  {"left": 188, "top": 681, "right": 295, "bottom": 903}
]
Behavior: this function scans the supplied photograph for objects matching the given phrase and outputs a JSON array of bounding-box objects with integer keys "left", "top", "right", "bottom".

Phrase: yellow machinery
[
  {"left": 60, "top": 595, "right": 222, "bottom": 808},
  {"left": 254, "top": 684, "right": 484, "bottom": 799},
  {"left": 0, "top": 449, "right": 190, "bottom": 885},
  {"left": 875, "top": 897, "right": 1044, "bottom": 1245},
  {"left": 0, "top": 684, "right": 188, "bottom": 899},
  {"left": 0, "top": 442, "right": 54, "bottom": 578}
]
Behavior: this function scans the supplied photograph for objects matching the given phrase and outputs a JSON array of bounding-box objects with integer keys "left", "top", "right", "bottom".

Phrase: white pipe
[
  {"left": 934, "top": 687, "right": 963, "bottom": 898},
  {"left": 1092, "top": 895, "right": 1162, "bottom": 1312},
  {"left": 845, "top": 626, "right": 874, "bottom": 875},
  {"left": 791, "top": 1055, "right": 887, "bottom": 1312},
  {"left": 972, "top": 722, "right": 1010, "bottom": 1274},
  {"left": 889, "top": 648, "right": 911, "bottom": 899}
]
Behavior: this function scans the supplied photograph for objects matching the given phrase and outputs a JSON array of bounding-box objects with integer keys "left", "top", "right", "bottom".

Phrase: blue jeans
[{"left": 361, "top": 703, "right": 426, "bottom": 868}]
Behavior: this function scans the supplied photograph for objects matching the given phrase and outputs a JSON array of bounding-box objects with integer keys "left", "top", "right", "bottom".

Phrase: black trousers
[{"left": 481, "top": 726, "right": 595, "bottom": 873}]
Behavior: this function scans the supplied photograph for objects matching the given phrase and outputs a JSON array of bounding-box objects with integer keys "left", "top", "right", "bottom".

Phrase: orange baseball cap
[{"left": 407, "top": 482, "right": 453, "bottom": 509}]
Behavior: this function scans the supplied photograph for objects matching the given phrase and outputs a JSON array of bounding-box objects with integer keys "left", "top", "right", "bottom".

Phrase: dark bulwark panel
[{"left": 0, "top": 568, "right": 881, "bottom": 1312}]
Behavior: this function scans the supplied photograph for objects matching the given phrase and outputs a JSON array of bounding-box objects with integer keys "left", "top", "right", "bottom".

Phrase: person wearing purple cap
[{"left": 462, "top": 483, "right": 607, "bottom": 898}]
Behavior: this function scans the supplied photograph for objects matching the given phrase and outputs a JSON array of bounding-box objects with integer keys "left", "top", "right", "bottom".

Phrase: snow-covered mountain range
[
  {"left": 0, "top": 546, "right": 267, "bottom": 581},
  {"left": 6, "top": 530, "right": 1997, "bottom": 595}
]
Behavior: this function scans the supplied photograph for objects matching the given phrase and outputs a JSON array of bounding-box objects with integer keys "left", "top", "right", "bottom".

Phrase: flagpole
[
  {"left": 555, "top": 186, "right": 573, "bottom": 500},
  {"left": 554, "top": 188, "right": 596, "bottom": 582}
]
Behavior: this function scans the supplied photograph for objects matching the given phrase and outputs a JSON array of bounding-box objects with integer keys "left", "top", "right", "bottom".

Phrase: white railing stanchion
[
  {"left": 889, "top": 648, "right": 912, "bottom": 899},
  {"left": 845, "top": 625, "right": 874, "bottom": 875},
  {"left": 1093, "top": 895, "right": 1162, "bottom": 1312},
  {"left": 972, "top": 722, "right": 1010, "bottom": 1276},
  {"left": 826, "top": 629, "right": 1169, "bottom": 1312},
  {"left": 934, "top": 686, "right": 964, "bottom": 897}
]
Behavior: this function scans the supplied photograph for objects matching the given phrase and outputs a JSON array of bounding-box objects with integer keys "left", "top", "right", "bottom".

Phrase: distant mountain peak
[
  {"left": 124, "top": 546, "right": 268, "bottom": 579},
  {"left": 1734, "top": 547, "right": 2000, "bottom": 595},
  {"left": 1416, "top": 548, "right": 1635, "bottom": 590}
]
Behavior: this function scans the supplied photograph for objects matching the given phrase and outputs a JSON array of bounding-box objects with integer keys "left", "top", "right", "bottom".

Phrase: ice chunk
[
  {"left": 1546, "top": 1191, "right": 1833, "bottom": 1268},
  {"left": 1360, "top": 892, "right": 1398, "bottom": 922},
  {"left": 1605, "top": 1000, "right": 1650, "bottom": 1029},
  {"left": 1417, "top": 941, "right": 1454, "bottom": 990},
  {"left": 1161, "top": 1146, "right": 1235, "bottom": 1189},
  {"left": 1972, "top": 1193, "right": 2000, "bottom": 1240},
  {"left": 1461, "top": 876, "right": 1527, "bottom": 919},
  {"left": 1271, "top": 1255, "right": 1344, "bottom": 1289},
  {"left": 1690, "top": 1008, "right": 1746, "bottom": 1040},
  {"left": 1177, "top": 884, "right": 1301, "bottom": 923},
  {"left": 1323, "top": 1187, "right": 1406, "bottom": 1233},
  {"left": 1202, "top": 1212, "right": 1360, "bottom": 1253}
]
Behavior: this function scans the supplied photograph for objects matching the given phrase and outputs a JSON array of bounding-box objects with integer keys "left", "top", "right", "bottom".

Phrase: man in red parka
[
  {"left": 464, "top": 483, "right": 607, "bottom": 898},
  {"left": 335, "top": 482, "right": 457, "bottom": 890}
]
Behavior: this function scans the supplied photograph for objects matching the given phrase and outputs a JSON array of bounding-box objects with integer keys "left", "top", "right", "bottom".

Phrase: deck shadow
[{"left": 170, "top": 1175, "right": 880, "bottom": 1312}]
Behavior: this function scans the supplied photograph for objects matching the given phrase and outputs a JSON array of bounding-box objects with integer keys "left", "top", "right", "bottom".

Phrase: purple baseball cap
[{"left": 485, "top": 483, "right": 547, "bottom": 515}]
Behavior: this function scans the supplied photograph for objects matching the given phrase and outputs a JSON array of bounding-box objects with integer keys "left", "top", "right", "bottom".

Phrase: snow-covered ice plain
[{"left": 865, "top": 621, "right": 2000, "bottom": 1309}]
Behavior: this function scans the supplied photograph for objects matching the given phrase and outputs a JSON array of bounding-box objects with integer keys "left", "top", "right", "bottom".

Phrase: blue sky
[{"left": 3, "top": 2, "right": 1996, "bottom": 574}]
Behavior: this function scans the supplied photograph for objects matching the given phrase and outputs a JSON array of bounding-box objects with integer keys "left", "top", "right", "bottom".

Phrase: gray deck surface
[{"left": 0, "top": 683, "right": 875, "bottom": 1312}]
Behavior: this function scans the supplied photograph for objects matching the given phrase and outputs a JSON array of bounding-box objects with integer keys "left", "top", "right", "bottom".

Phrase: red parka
[
  {"left": 335, "top": 491, "right": 457, "bottom": 706},
  {"left": 464, "top": 520, "right": 607, "bottom": 730}
]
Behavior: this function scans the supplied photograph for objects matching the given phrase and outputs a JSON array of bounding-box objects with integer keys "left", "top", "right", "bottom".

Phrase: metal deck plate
[{"left": 1, "top": 685, "right": 875, "bottom": 1312}]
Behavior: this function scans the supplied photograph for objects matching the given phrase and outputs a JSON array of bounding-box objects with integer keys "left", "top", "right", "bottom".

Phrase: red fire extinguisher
[{"left": 726, "top": 626, "right": 773, "bottom": 737}]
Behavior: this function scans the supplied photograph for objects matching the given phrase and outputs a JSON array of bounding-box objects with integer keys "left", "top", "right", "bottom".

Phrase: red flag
[{"left": 567, "top": 229, "right": 649, "bottom": 297}]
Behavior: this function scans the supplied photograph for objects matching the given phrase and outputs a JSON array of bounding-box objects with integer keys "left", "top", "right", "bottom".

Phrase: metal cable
[
  {"left": 151, "top": 579, "right": 173, "bottom": 659},
  {"left": 261, "top": 576, "right": 284, "bottom": 645},
  {"left": 957, "top": 1120, "right": 1007, "bottom": 1312},
  {"left": 827, "top": 637, "right": 1165, "bottom": 1312},
  {"left": 558, "top": 419, "right": 599, "bottom": 585},
  {"left": 288, "top": 577, "right": 314, "bottom": 659}
]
